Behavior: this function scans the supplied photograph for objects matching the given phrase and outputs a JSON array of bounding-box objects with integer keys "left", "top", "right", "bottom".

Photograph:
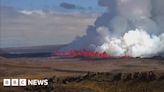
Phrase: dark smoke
[
  {"left": 62, "top": 0, "right": 164, "bottom": 58},
  {"left": 60, "top": 2, "right": 76, "bottom": 10}
]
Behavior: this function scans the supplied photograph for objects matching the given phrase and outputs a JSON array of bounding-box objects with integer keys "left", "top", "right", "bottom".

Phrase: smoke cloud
[
  {"left": 60, "top": 2, "right": 76, "bottom": 10},
  {"left": 62, "top": 0, "right": 164, "bottom": 58}
]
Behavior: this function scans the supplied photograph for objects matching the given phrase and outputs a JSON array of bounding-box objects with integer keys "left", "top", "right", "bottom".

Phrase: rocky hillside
[{"left": 25, "top": 71, "right": 164, "bottom": 92}]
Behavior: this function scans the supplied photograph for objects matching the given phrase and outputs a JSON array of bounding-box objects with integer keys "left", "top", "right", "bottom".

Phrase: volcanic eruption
[{"left": 60, "top": 0, "right": 164, "bottom": 58}]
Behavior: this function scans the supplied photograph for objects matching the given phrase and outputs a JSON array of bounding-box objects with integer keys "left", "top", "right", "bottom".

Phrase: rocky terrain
[
  {"left": 24, "top": 71, "right": 164, "bottom": 92},
  {"left": 0, "top": 56, "right": 164, "bottom": 92}
]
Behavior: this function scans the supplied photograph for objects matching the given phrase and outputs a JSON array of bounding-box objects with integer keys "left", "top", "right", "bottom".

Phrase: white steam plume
[{"left": 62, "top": 0, "right": 164, "bottom": 58}]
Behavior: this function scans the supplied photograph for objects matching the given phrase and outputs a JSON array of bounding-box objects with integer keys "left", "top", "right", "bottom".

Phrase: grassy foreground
[{"left": 1, "top": 71, "right": 164, "bottom": 92}]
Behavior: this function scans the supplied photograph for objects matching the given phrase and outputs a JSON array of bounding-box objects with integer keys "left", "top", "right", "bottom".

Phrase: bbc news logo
[{"left": 3, "top": 79, "right": 48, "bottom": 86}]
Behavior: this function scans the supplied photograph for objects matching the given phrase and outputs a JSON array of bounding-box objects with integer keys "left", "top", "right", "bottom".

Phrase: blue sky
[{"left": 0, "top": 0, "right": 101, "bottom": 10}]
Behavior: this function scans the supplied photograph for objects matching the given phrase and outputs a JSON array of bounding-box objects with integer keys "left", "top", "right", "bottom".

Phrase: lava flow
[{"left": 53, "top": 50, "right": 130, "bottom": 59}]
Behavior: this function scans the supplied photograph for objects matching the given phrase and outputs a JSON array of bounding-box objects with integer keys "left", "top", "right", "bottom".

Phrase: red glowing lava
[{"left": 53, "top": 50, "right": 130, "bottom": 59}]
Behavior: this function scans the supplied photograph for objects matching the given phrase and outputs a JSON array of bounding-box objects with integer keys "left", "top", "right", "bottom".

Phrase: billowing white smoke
[
  {"left": 96, "top": 28, "right": 164, "bottom": 57},
  {"left": 62, "top": 0, "right": 164, "bottom": 58}
]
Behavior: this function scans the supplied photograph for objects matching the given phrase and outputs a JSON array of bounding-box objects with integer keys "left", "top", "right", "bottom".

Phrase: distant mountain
[
  {"left": 1, "top": 44, "right": 66, "bottom": 54},
  {"left": 0, "top": 44, "right": 66, "bottom": 58}
]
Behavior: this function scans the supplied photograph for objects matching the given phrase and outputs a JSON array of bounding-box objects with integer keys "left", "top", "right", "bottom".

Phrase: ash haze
[
  {"left": 0, "top": 6, "right": 97, "bottom": 48},
  {"left": 62, "top": 0, "right": 164, "bottom": 58}
]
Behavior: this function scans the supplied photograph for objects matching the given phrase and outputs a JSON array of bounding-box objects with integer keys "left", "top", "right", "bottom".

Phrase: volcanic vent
[{"left": 59, "top": 0, "right": 164, "bottom": 58}]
